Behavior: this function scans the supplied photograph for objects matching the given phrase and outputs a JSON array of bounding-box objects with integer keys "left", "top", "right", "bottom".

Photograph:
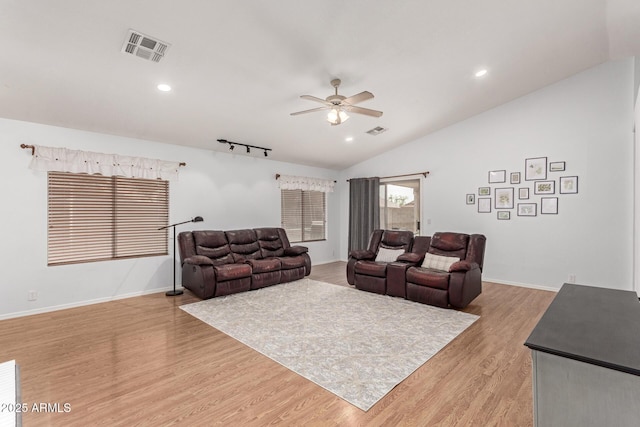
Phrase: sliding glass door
[{"left": 379, "top": 178, "right": 421, "bottom": 234}]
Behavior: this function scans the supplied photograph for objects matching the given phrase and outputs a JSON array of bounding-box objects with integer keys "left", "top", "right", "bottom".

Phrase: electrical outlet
[
  {"left": 27, "top": 290, "right": 38, "bottom": 301},
  {"left": 568, "top": 274, "right": 576, "bottom": 283}
]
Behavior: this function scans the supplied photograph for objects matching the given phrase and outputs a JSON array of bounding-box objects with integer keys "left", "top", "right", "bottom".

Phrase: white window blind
[
  {"left": 48, "top": 172, "right": 168, "bottom": 265},
  {"left": 281, "top": 189, "right": 326, "bottom": 242}
]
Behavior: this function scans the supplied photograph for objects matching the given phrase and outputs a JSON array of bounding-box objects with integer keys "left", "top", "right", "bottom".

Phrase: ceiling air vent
[
  {"left": 121, "top": 30, "right": 170, "bottom": 63},
  {"left": 366, "top": 126, "right": 388, "bottom": 136}
]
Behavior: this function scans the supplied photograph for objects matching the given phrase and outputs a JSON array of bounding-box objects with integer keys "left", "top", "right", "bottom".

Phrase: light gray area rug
[{"left": 180, "top": 278, "right": 479, "bottom": 411}]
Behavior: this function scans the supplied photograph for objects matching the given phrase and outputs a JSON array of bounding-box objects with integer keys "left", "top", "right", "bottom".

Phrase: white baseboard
[
  {"left": 312, "top": 259, "right": 342, "bottom": 266},
  {"left": 0, "top": 287, "right": 176, "bottom": 321},
  {"left": 483, "top": 277, "right": 559, "bottom": 292}
]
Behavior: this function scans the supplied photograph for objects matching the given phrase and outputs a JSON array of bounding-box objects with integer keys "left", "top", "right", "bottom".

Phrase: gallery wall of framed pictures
[{"left": 466, "top": 156, "right": 579, "bottom": 220}]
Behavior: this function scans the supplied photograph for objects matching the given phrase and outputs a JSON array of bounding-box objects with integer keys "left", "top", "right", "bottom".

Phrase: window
[
  {"left": 379, "top": 178, "right": 421, "bottom": 234},
  {"left": 48, "top": 172, "right": 169, "bottom": 265},
  {"left": 281, "top": 189, "right": 326, "bottom": 242}
]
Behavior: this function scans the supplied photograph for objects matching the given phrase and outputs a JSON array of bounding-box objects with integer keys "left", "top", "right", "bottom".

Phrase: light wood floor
[{"left": 0, "top": 262, "right": 555, "bottom": 426}]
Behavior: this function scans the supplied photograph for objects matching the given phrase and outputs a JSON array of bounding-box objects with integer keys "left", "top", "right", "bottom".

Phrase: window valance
[
  {"left": 28, "top": 145, "right": 182, "bottom": 180},
  {"left": 277, "top": 174, "right": 335, "bottom": 193}
]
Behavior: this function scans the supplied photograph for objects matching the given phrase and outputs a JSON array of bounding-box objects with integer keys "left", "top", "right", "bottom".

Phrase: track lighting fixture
[{"left": 216, "top": 139, "right": 272, "bottom": 158}]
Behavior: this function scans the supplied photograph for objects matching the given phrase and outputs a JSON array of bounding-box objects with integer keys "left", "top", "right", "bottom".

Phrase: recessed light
[
  {"left": 474, "top": 69, "right": 488, "bottom": 78},
  {"left": 345, "top": 137, "right": 354, "bottom": 142},
  {"left": 157, "top": 83, "right": 172, "bottom": 92}
]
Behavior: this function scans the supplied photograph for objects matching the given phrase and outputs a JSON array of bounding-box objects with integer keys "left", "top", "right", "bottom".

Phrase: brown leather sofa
[
  {"left": 347, "top": 230, "right": 486, "bottom": 309},
  {"left": 177, "top": 227, "right": 311, "bottom": 299}
]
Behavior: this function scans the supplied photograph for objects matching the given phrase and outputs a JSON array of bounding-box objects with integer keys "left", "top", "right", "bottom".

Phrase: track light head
[
  {"left": 264, "top": 150, "right": 268, "bottom": 157},
  {"left": 229, "top": 144, "right": 234, "bottom": 151},
  {"left": 246, "top": 146, "right": 250, "bottom": 153}
]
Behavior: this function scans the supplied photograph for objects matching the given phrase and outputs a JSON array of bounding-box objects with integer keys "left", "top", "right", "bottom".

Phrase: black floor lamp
[{"left": 159, "top": 216, "right": 203, "bottom": 296}]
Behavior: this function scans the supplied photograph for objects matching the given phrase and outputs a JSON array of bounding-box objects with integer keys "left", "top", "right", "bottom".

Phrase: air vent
[
  {"left": 366, "top": 126, "right": 388, "bottom": 136},
  {"left": 121, "top": 30, "right": 170, "bottom": 63}
]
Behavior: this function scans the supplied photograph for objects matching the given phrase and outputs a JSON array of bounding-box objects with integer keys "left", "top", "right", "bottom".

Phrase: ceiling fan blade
[
  {"left": 300, "top": 95, "right": 332, "bottom": 106},
  {"left": 345, "top": 105, "right": 383, "bottom": 117},
  {"left": 290, "top": 106, "right": 329, "bottom": 116},
  {"left": 342, "top": 91, "right": 374, "bottom": 105}
]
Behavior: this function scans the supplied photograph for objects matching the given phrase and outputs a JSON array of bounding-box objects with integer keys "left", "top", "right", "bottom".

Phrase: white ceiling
[{"left": 1, "top": 1, "right": 638, "bottom": 170}]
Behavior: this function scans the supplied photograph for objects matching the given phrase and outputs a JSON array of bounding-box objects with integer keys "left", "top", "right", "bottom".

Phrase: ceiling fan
[{"left": 290, "top": 79, "right": 383, "bottom": 125}]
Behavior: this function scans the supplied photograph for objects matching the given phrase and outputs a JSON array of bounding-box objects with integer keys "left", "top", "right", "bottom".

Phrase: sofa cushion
[
  {"left": 193, "top": 231, "right": 235, "bottom": 265},
  {"left": 421, "top": 253, "right": 460, "bottom": 272},
  {"left": 255, "top": 228, "right": 286, "bottom": 257},
  {"left": 354, "top": 261, "right": 387, "bottom": 278},
  {"left": 429, "top": 232, "right": 469, "bottom": 259},
  {"left": 375, "top": 247, "right": 405, "bottom": 263},
  {"left": 246, "top": 258, "right": 281, "bottom": 273},
  {"left": 214, "top": 263, "right": 252, "bottom": 281},
  {"left": 380, "top": 230, "right": 413, "bottom": 250},
  {"left": 226, "top": 229, "right": 262, "bottom": 260},
  {"left": 407, "top": 267, "right": 450, "bottom": 290}
]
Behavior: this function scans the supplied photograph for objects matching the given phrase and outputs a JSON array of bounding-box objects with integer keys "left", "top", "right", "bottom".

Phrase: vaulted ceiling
[{"left": 1, "top": 1, "right": 638, "bottom": 169}]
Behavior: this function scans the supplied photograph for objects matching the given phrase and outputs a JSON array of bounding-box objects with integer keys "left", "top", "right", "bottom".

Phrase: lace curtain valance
[
  {"left": 28, "top": 145, "right": 182, "bottom": 180},
  {"left": 277, "top": 174, "right": 335, "bottom": 193}
]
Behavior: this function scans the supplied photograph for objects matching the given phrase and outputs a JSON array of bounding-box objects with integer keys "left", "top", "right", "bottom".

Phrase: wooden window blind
[
  {"left": 281, "top": 189, "right": 326, "bottom": 243},
  {"left": 48, "top": 172, "right": 169, "bottom": 265}
]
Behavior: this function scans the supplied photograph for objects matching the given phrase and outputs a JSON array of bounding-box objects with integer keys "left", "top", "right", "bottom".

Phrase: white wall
[
  {"left": 339, "top": 59, "right": 636, "bottom": 291},
  {"left": 0, "top": 119, "right": 341, "bottom": 318},
  {"left": 634, "top": 57, "right": 640, "bottom": 293},
  {"left": 634, "top": 56, "right": 640, "bottom": 102}
]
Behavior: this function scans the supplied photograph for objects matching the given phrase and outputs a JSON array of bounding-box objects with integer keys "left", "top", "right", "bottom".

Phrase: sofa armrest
[
  {"left": 284, "top": 245, "right": 308, "bottom": 256},
  {"left": 449, "top": 260, "right": 479, "bottom": 272},
  {"left": 349, "top": 249, "right": 375, "bottom": 260},
  {"left": 184, "top": 255, "right": 214, "bottom": 266},
  {"left": 396, "top": 252, "right": 423, "bottom": 264}
]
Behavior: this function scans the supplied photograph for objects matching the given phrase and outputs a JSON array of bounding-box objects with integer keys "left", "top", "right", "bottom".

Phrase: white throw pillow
[
  {"left": 374, "top": 247, "right": 405, "bottom": 263},
  {"left": 421, "top": 253, "right": 460, "bottom": 272}
]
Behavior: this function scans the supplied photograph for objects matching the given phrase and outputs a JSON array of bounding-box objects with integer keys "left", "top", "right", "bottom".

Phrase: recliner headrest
[{"left": 430, "top": 232, "right": 469, "bottom": 252}]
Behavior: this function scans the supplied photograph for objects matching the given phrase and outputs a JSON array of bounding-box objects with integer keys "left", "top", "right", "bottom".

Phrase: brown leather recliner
[
  {"left": 405, "top": 232, "right": 486, "bottom": 308},
  {"left": 346, "top": 229, "right": 415, "bottom": 294}
]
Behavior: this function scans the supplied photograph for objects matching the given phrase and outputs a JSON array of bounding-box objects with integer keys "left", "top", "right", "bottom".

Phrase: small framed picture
[
  {"left": 466, "top": 194, "right": 475, "bottom": 204},
  {"left": 519, "top": 187, "right": 529, "bottom": 200},
  {"left": 478, "top": 187, "right": 490, "bottom": 196},
  {"left": 478, "top": 198, "right": 491, "bottom": 213},
  {"left": 510, "top": 172, "right": 521, "bottom": 184},
  {"left": 525, "top": 157, "right": 547, "bottom": 181},
  {"left": 488, "top": 170, "right": 506, "bottom": 183},
  {"left": 549, "top": 161, "right": 566, "bottom": 172},
  {"left": 559, "top": 176, "right": 578, "bottom": 194},
  {"left": 494, "top": 188, "right": 514, "bottom": 209},
  {"left": 497, "top": 211, "right": 510, "bottom": 220},
  {"left": 541, "top": 197, "right": 559, "bottom": 214},
  {"left": 534, "top": 180, "right": 555, "bottom": 195},
  {"left": 517, "top": 203, "right": 537, "bottom": 217}
]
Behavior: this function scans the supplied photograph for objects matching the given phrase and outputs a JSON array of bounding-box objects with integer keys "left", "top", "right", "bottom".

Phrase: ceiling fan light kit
[
  {"left": 327, "top": 108, "right": 349, "bottom": 125},
  {"left": 291, "top": 78, "right": 383, "bottom": 126}
]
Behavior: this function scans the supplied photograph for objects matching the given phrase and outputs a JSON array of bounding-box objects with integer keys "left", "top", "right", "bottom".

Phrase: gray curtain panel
[{"left": 348, "top": 177, "right": 380, "bottom": 252}]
